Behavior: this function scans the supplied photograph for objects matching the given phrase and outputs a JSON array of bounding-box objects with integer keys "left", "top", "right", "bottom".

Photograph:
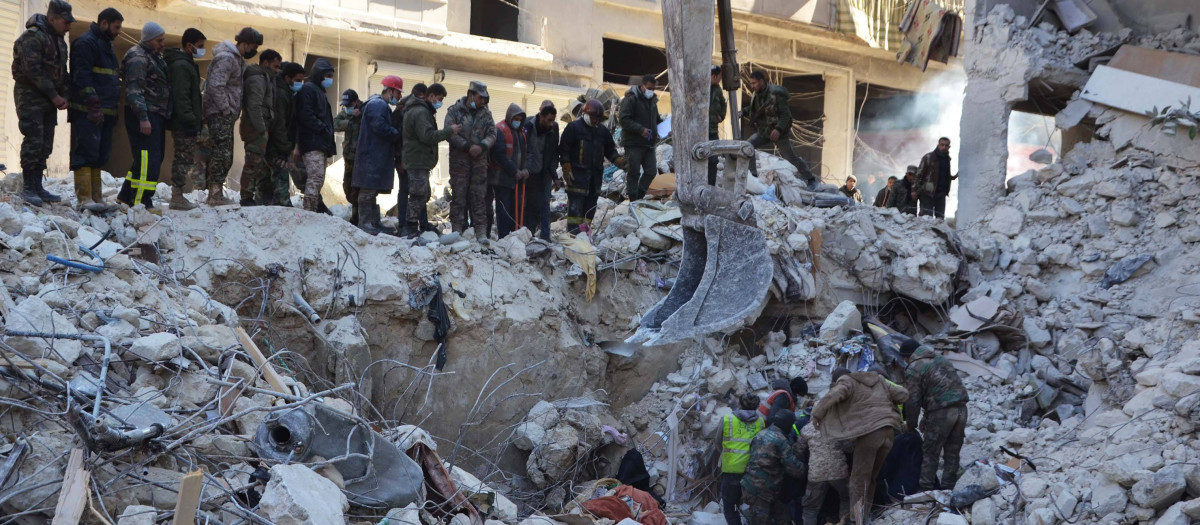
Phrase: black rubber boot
[
  {"left": 34, "top": 171, "right": 61, "bottom": 203},
  {"left": 21, "top": 171, "right": 44, "bottom": 206}
]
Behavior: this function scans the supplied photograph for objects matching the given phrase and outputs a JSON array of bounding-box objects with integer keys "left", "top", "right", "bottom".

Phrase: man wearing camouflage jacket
[
  {"left": 444, "top": 81, "right": 495, "bottom": 239},
  {"left": 901, "top": 338, "right": 969, "bottom": 490},
  {"left": 203, "top": 27, "right": 261, "bottom": 205},
  {"left": 11, "top": 0, "right": 72, "bottom": 207},
  {"left": 334, "top": 89, "right": 364, "bottom": 223},
  {"left": 740, "top": 410, "right": 806, "bottom": 525},
  {"left": 741, "top": 70, "right": 818, "bottom": 189},
  {"left": 238, "top": 49, "right": 280, "bottom": 206},
  {"left": 116, "top": 22, "right": 171, "bottom": 210}
]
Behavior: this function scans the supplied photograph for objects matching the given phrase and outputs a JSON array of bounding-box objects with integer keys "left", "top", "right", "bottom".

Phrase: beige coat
[{"left": 811, "top": 372, "right": 908, "bottom": 441}]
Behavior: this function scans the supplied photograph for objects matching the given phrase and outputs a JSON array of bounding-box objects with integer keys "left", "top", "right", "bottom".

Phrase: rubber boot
[
  {"left": 73, "top": 168, "right": 92, "bottom": 207},
  {"left": 34, "top": 171, "right": 62, "bottom": 203},
  {"left": 303, "top": 195, "right": 319, "bottom": 212},
  {"left": 206, "top": 183, "right": 234, "bottom": 206},
  {"left": 20, "top": 171, "right": 44, "bottom": 207},
  {"left": 349, "top": 202, "right": 359, "bottom": 226},
  {"left": 170, "top": 191, "right": 197, "bottom": 211},
  {"left": 357, "top": 204, "right": 382, "bottom": 236},
  {"left": 89, "top": 167, "right": 104, "bottom": 203},
  {"left": 474, "top": 224, "right": 489, "bottom": 244}
]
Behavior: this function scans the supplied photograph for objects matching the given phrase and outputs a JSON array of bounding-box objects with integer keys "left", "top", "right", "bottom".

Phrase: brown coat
[{"left": 812, "top": 372, "right": 908, "bottom": 441}]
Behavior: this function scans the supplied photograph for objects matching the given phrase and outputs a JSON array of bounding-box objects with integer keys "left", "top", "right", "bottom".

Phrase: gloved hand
[
  {"left": 561, "top": 163, "right": 573, "bottom": 186},
  {"left": 614, "top": 156, "right": 629, "bottom": 171}
]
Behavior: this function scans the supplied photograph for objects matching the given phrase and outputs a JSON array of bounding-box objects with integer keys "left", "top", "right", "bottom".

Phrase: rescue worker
[
  {"left": 334, "top": 88, "right": 363, "bottom": 223},
  {"left": 888, "top": 166, "right": 918, "bottom": 214},
  {"left": 874, "top": 176, "right": 896, "bottom": 208},
  {"left": 524, "top": 100, "right": 560, "bottom": 241},
  {"left": 759, "top": 377, "right": 807, "bottom": 426},
  {"left": 741, "top": 410, "right": 806, "bottom": 525},
  {"left": 900, "top": 338, "right": 969, "bottom": 491},
  {"left": 266, "top": 61, "right": 305, "bottom": 206},
  {"left": 116, "top": 22, "right": 171, "bottom": 211},
  {"left": 351, "top": 76, "right": 403, "bottom": 235},
  {"left": 812, "top": 367, "right": 909, "bottom": 525},
  {"left": 68, "top": 7, "right": 122, "bottom": 212},
  {"left": 559, "top": 100, "right": 626, "bottom": 234},
  {"left": 708, "top": 65, "right": 727, "bottom": 185},
  {"left": 164, "top": 28, "right": 206, "bottom": 210},
  {"left": 715, "top": 393, "right": 764, "bottom": 525},
  {"left": 402, "top": 83, "right": 460, "bottom": 235},
  {"left": 291, "top": 58, "right": 337, "bottom": 212},
  {"left": 618, "top": 74, "right": 662, "bottom": 201},
  {"left": 203, "top": 27, "right": 261, "bottom": 206},
  {"left": 392, "top": 82, "right": 426, "bottom": 232},
  {"left": 12, "top": 0, "right": 72, "bottom": 207},
  {"left": 238, "top": 49, "right": 280, "bottom": 206},
  {"left": 741, "top": 70, "right": 818, "bottom": 190},
  {"left": 490, "top": 103, "right": 528, "bottom": 239},
  {"left": 445, "top": 81, "right": 496, "bottom": 239},
  {"left": 800, "top": 389, "right": 851, "bottom": 525},
  {"left": 839, "top": 175, "right": 863, "bottom": 203},
  {"left": 913, "top": 137, "right": 957, "bottom": 219}
]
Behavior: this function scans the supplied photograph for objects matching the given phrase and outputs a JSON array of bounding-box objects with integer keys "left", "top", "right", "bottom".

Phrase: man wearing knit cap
[
  {"left": 900, "top": 338, "right": 969, "bottom": 491},
  {"left": 202, "top": 27, "right": 262, "bottom": 205},
  {"left": 116, "top": 21, "right": 171, "bottom": 211}
]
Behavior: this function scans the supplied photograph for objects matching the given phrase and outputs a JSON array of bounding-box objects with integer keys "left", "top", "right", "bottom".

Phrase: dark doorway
[
  {"left": 602, "top": 38, "right": 668, "bottom": 87},
  {"left": 471, "top": 0, "right": 519, "bottom": 42}
]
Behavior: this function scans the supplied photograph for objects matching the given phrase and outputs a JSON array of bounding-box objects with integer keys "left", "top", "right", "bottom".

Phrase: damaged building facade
[{"left": 0, "top": 0, "right": 959, "bottom": 203}]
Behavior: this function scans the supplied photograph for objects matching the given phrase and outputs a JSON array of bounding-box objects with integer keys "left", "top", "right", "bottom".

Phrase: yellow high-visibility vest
[{"left": 720, "top": 414, "right": 765, "bottom": 474}]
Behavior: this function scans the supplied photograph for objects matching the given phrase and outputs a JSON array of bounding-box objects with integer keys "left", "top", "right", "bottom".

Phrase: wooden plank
[
  {"left": 1109, "top": 45, "right": 1200, "bottom": 88},
  {"left": 51, "top": 448, "right": 89, "bottom": 525},
  {"left": 171, "top": 468, "right": 204, "bottom": 525},
  {"left": 217, "top": 364, "right": 245, "bottom": 418},
  {"left": 235, "top": 327, "right": 290, "bottom": 395},
  {"left": 1081, "top": 66, "right": 1200, "bottom": 117}
]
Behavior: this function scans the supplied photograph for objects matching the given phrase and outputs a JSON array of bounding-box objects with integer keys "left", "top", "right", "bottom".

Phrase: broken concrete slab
[
  {"left": 819, "top": 301, "right": 862, "bottom": 341},
  {"left": 128, "top": 333, "right": 181, "bottom": 362},
  {"left": 258, "top": 464, "right": 349, "bottom": 524}
]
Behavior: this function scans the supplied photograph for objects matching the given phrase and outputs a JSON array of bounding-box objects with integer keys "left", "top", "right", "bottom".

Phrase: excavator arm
[{"left": 630, "top": 0, "right": 773, "bottom": 346}]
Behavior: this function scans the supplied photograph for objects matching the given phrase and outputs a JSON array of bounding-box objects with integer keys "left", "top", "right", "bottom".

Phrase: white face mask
[
  {"left": 643, "top": 88, "right": 654, "bottom": 99},
  {"left": 582, "top": 114, "right": 593, "bottom": 126},
  {"left": 193, "top": 47, "right": 206, "bottom": 59}
]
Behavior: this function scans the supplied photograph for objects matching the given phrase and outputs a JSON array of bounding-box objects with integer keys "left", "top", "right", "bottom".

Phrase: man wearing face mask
[
  {"left": 238, "top": 49, "right": 280, "bottom": 206},
  {"left": 334, "top": 89, "right": 363, "bottom": 223},
  {"left": 445, "top": 81, "right": 496, "bottom": 240},
  {"left": 67, "top": 8, "right": 122, "bottom": 212},
  {"left": 559, "top": 100, "right": 627, "bottom": 234},
  {"left": 404, "top": 84, "right": 460, "bottom": 236},
  {"left": 203, "top": 27, "right": 261, "bottom": 206},
  {"left": 523, "top": 100, "right": 560, "bottom": 242},
  {"left": 489, "top": 103, "right": 528, "bottom": 239},
  {"left": 12, "top": 0, "right": 72, "bottom": 207},
  {"left": 349, "top": 76, "right": 404, "bottom": 235},
  {"left": 265, "top": 61, "right": 305, "bottom": 206},
  {"left": 165, "top": 28, "right": 206, "bottom": 210},
  {"left": 618, "top": 74, "right": 663, "bottom": 202},
  {"left": 116, "top": 22, "right": 171, "bottom": 211},
  {"left": 291, "top": 59, "right": 337, "bottom": 212}
]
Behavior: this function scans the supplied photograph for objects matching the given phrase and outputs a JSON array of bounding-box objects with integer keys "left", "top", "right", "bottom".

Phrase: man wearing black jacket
[
  {"left": 291, "top": 58, "right": 336, "bottom": 212},
  {"left": 68, "top": 8, "right": 122, "bottom": 212},
  {"left": 524, "top": 100, "right": 560, "bottom": 241}
]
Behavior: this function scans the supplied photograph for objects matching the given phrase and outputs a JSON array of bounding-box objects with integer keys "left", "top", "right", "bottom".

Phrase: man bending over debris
[
  {"left": 800, "top": 392, "right": 850, "bottom": 525},
  {"left": 813, "top": 367, "right": 908, "bottom": 525},
  {"left": 716, "top": 393, "right": 764, "bottom": 525},
  {"left": 741, "top": 410, "right": 805, "bottom": 525},
  {"left": 901, "top": 338, "right": 969, "bottom": 490}
]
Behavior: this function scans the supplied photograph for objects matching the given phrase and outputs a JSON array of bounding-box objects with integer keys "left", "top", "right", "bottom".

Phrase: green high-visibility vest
[{"left": 721, "top": 414, "right": 765, "bottom": 474}]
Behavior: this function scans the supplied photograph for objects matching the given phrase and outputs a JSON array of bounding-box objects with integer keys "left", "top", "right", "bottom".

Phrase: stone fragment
[
  {"left": 513, "top": 421, "right": 546, "bottom": 452},
  {"left": 971, "top": 497, "right": 996, "bottom": 525},
  {"left": 1021, "top": 476, "right": 1048, "bottom": 499},
  {"left": 987, "top": 205, "right": 1025, "bottom": 237},
  {"left": 1091, "top": 478, "right": 1128, "bottom": 516},
  {"left": 4, "top": 295, "right": 84, "bottom": 364},
  {"left": 746, "top": 372, "right": 768, "bottom": 391},
  {"left": 936, "top": 513, "right": 968, "bottom": 525},
  {"left": 116, "top": 505, "right": 157, "bottom": 525},
  {"left": 1023, "top": 318, "right": 1052, "bottom": 347},
  {"left": 956, "top": 462, "right": 1000, "bottom": 492},
  {"left": 526, "top": 400, "right": 560, "bottom": 428},
  {"left": 706, "top": 368, "right": 737, "bottom": 395},
  {"left": 1111, "top": 202, "right": 1138, "bottom": 226},
  {"left": 129, "top": 332, "right": 181, "bottom": 362},
  {"left": 385, "top": 503, "right": 422, "bottom": 524},
  {"left": 1130, "top": 466, "right": 1186, "bottom": 510},
  {"left": 1161, "top": 372, "right": 1200, "bottom": 398},
  {"left": 819, "top": 300, "right": 862, "bottom": 341},
  {"left": 179, "top": 325, "right": 238, "bottom": 363},
  {"left": 258, "top": 464, "right": 349, "bottom": 524}
]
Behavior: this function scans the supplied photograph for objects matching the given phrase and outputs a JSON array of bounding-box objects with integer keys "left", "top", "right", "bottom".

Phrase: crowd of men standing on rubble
[
  {"left": 10, "top": 0, "right": 960, "bottom": 241},
  {"left": 712, "top": 337, "right": 970, "bottom": 525}
]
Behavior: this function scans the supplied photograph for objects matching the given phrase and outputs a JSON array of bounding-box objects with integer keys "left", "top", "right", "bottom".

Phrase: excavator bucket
[{"left": 630, "top": 0, "right": 772, "bottom": 346}]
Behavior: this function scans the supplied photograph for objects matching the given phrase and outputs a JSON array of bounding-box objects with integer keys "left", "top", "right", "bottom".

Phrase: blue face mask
[
  {"left": 321, "top": 77, "right": 333, "bottom": 89},
  {"left": 291, "top": 81, "right": 303, "bottom": 92},
  {"left": 192, "top": 47, "right": 206, "bottom": 59},
  {"left": 433, "top": 100, "right": 443, "bottom": 110},
  {"left": 470, "top": 101, "right": 476, "bottom": 110},
  {"left": 510, "top": 120, "right": 523, "bottom": 130}
]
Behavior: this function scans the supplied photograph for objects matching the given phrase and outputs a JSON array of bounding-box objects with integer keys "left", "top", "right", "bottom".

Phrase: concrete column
[
  {"left": 956, "top": 82, "right": 1014, "bottom": 227},
  {"left": 822, "top": 72, "right": 854, "bottom": 182}
]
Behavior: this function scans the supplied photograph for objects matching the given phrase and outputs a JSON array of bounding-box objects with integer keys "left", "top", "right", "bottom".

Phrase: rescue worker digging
[
  {"left": 68, "top": 7, "right": 122, "bottom": 212},
  {"left": 901, "top": 338, "right": 969, "bottom": 491},
  {"left": 559, "top": 99, "right": 627, "bottom": 234},
  {"left": 741, "top": 410, "right": 805, "bottom": 525},
  {"left": 715, "top": 393, "right": 764, "bottom": 525}
]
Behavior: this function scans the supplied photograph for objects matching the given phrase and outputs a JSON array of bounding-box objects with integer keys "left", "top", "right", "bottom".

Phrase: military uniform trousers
[{"left": 204, "top": 112, "right": 237, "bottom": 186}]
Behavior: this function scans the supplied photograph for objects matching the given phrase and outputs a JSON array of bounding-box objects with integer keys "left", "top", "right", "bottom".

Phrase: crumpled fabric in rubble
[{"left": 557, "top": 234, "right": 598, "bottom": 301}]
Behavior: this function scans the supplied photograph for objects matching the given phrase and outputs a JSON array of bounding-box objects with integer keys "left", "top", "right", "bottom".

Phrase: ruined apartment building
[{"left": 0, "top": 0, "right": 958, "bottom": 196}]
